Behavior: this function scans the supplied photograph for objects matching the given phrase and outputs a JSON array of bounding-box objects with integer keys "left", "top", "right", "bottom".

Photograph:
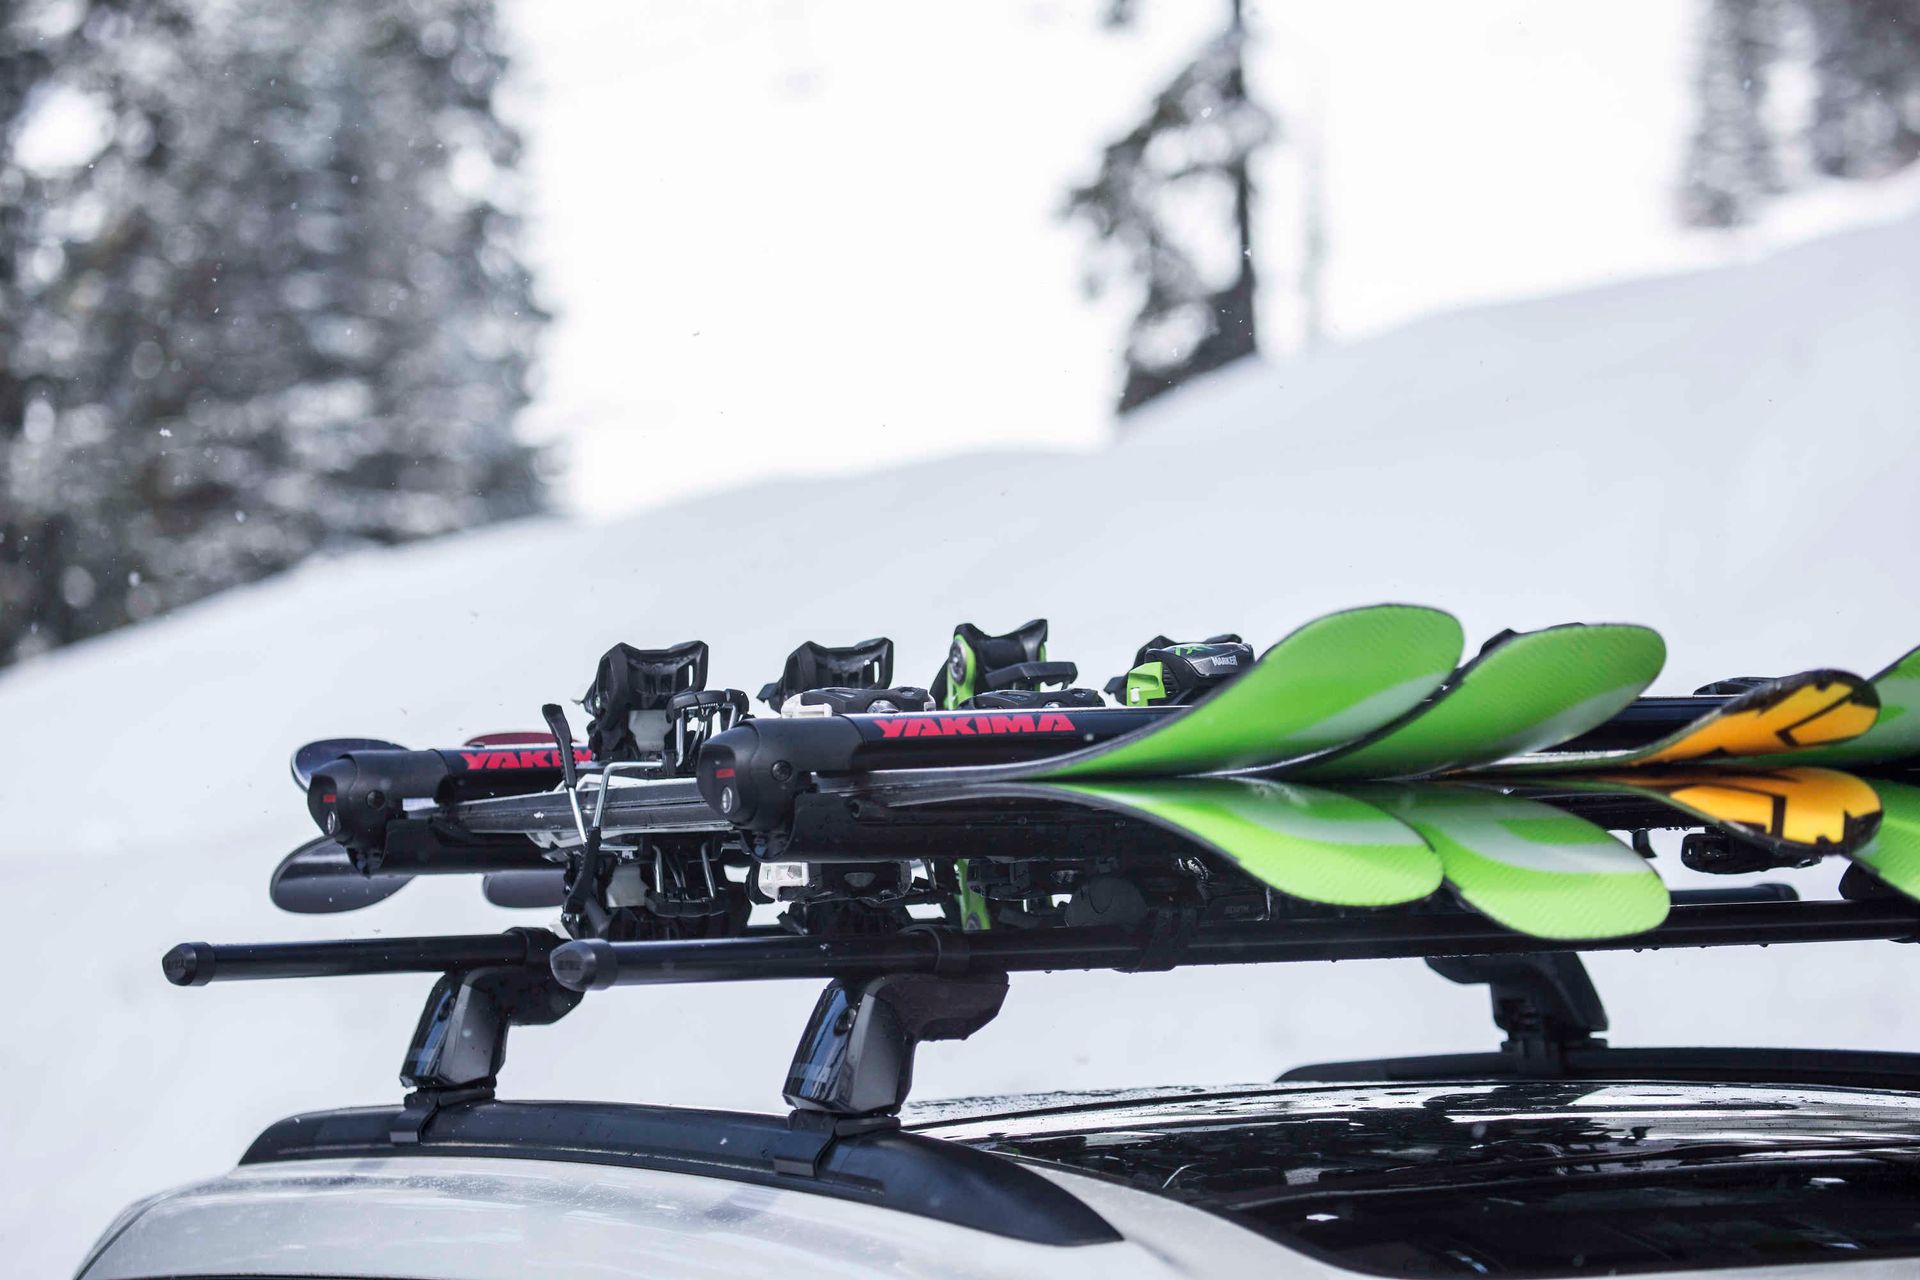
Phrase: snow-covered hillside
[{"left": 9, "top": 210, "right": 1920, "bottom": 1272}]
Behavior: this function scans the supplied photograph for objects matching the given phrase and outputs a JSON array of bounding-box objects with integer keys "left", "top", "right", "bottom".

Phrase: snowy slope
[{"left": 9, "top": 210, "right": 1920, "bottom": 1271}]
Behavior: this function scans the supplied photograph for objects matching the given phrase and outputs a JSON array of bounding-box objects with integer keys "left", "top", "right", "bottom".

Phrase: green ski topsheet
[
  {"left": 1732, "top": 646, "right": 1920, "bottom": 769},
  {"left": 1363, "top": 785, "right": 1670, "bottom": 940},
  {"left": 1050, "top": 778, "right": 1443, "bottom": 907},
  {"left": 1855, "top": 779, "right": 1920, "bottom": 904},
  {"left": 1036, "top": 604, "right": 1464, "bottom": 780},
  {"left": 1286, "top": 623, "right": 1666, "bottom": 781}
]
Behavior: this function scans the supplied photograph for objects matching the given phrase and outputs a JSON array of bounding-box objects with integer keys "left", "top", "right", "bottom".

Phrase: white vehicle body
[
  {"left": 78, "top": 1154, "right": 1269, "bottom": 1279},
  {"left": 77, "top": 1152, "right": 1920, "bottom": 1280},
  {"left": 78, "top": 1080, "right": 1920, "bottom": 1279}
]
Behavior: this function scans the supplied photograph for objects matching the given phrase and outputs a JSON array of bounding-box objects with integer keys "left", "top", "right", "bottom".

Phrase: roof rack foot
[
  {"left": 391, "top": 1081, "right": 496, "bottom": 1145},
  {"left": 783, "top": 972, "right": 1008, "bottom": 1129},
  {"left": 1427, "top": 952, "right": 1608, "bottom": 1074},
  {"left": 394, "top": 930, "right": 582, "bottom": 1138}
]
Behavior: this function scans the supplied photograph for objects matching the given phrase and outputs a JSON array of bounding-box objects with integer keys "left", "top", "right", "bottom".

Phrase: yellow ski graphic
[
  {"left": 1636, "top": 678, "right": 1879, "bottom": 765},
  {"left": 1578, "top": 766, "right": 1882, "bottom": 855},
  {"left": 1489, "top": 669, "right": 1878, "bottom": 773}
]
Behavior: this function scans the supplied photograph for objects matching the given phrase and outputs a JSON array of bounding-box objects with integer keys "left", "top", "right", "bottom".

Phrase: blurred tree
[
  {"left": 1681, "top": 0, "right": 1782, "bottom": 227},
  {"left": 1683, "top": 0, "right": 1920, "bottom": 226},
  {"left": 0, "top": 1, "right": 82, "bottom": 661},
  {"left": 1805, "top": 1, "right": 1920, "bottom": 177},
  {"left": 1, "top": 0, "right": 546, "bottom": 666},
  {"left": 1067, "top": 0, "right": 1275, "bottom": 416}
]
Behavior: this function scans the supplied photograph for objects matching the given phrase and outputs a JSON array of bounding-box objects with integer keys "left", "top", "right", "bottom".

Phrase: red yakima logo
[
  {"left": 459, "top": 748, "right": 594, "bottom": 770},
  {"left": 875, "top": 713, "right": 1078, "bottom": 739}
]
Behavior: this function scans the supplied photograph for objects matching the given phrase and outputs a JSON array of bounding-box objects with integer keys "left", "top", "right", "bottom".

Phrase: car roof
[
  {"left": 75, "top": 1152, "right": 1278, "bottom": 1280},
  {"left": 78, "top": 1148, "right": 1920, "bottom": 1280},
  {"left": 906, "top": 1076, "right": 1920, "bottom": 1136},
  {"left": 80, "top": 1082, "right": 1920, "bottom": 1280},
  {"left": 914, "top": 1079, "right": 1920, "bottom": 1280}
]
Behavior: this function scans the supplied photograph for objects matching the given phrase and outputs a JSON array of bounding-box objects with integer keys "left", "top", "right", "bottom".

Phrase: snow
[
  {"left": 9, "top": 207, "right": 1920, "bottom": 1271},
  {"left": 503, "top": 0, "right": 1917, "bottom": 517}
]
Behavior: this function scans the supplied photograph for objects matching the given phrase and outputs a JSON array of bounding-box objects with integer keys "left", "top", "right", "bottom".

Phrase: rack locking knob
[
  {"left": 550, "top": 939, "right": 618, "bottom": 990},
  {"left": 163, "top": 942, "right": 218, "bottom": 987}
]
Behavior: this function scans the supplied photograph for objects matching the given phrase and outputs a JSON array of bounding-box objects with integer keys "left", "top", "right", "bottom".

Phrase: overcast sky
[{"left": 500, "top": 1, "right": 1908, "bottom": 516}]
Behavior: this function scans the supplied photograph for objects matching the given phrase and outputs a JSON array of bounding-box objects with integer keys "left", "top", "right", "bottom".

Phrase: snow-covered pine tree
[
  {"left": 0, "top": 0, "right": 545, "bottom": 665},
  {"left": 1804, "top": 0, "right": 1920, "bottom": 178},
  {"left": 1067, "top": 2, "right": 1274, "bottom": 416},
  {"left": 1681, "top": 0, "right": 1781, "bottom": 227},
  {"left": 0, "top": 10, "right": 56, "bottom": 434},
  {"left": 1682, "top": 0, "right": 1920, "bottom": 226},
  {"left": 0, "top": 0, "right": 85, "bottom": 659}
]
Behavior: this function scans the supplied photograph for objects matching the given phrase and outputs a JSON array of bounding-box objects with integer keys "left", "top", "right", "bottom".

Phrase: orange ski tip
[
  {"left": 1639, "top": 669, "right": 1879, "bottom": 765},
  {"left": 1591, "top": 765, "right": 1883, "bottom": 847}
]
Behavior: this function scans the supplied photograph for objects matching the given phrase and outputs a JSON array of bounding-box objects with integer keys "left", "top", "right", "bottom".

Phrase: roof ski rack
[
  {"left": 159, "top": 606, "right": 1920, "bottom": 1231},
  {"left": 166, "top": 892, "right": 1920, "bottom": 1134}
]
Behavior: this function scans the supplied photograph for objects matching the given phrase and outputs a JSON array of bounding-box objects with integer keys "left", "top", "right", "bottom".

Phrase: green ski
[
  {"left": 1286, "top": 623, "right": 1666, "bottom": 781},
  {"left": 1854, "top": 780, "right": 1920, "bottom": 903},
  {"left": 1030, "top": 604, "right": 1465, "bottom": 780},
  {"left": 827, "top": 605, "right": 1465, "bottom": 792},
  {"left": 1047, "top": 778, "right": 1443, "bottom": 907},
  {"left": 1364, "top": 784, "right": 1670, "bottom": 940}
]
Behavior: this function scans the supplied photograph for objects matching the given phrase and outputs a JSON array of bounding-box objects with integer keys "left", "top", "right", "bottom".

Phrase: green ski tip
[
  {"left": 1855, "top": 780, "right": 1920, "bottom": 905},
  {"left": 1365, "top": 785, "right": 1670, "bottom": 941},
  {"left": 1293, "top": 622, "right": 1666, "bottom": 780},
  {"left": 1039, "top": 604, "right": 1464, "bottom": 780},
  {"left": 1053, "top": 778, "right": 1443, "bottom": 908}
]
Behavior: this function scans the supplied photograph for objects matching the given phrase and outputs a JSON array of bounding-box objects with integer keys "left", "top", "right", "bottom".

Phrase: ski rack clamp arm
[
  {"left": 981, "top": 660, "right": 1080, "bottom": 692},
  {"left": 306, "top": 748, "right": 456, "bottom": 871},
  {"left": 696, "top": 716, "right": 865, "bottom": 831},
  {"left": 542, "top": 701, "right": 614, "bottom": 936}
]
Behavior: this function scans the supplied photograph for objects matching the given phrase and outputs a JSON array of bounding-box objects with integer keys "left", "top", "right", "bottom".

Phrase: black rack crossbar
[
  {"left": 553, "top": 900, "right": 1920, "bottom": 991},
  {"left": 163, "top": 933, "right": 539, "bottom": 986},
  {"left": 163, "top": 901, "right": 1920, "bottom": 993}
]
